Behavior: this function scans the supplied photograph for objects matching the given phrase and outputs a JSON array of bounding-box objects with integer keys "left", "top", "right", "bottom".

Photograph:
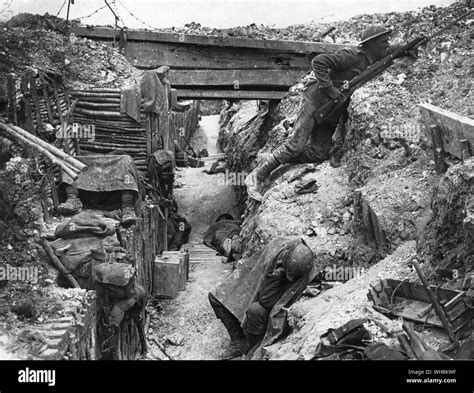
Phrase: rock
[
  {"left": 302, "top": 287, "right": 320, "bottom": 297},
  {"left": 11, "top": 302, "right": 40, "bottom": 320},
  {"left": 165, "top": 333, "right": 184, "bottom": 346}
]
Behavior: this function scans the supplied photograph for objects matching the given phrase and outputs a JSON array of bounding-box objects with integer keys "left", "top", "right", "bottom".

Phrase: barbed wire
[
  {"left": 56, "top": 0, "right": 67, "bottom": 17},
  {"left": 110, "top": 0, "right": 125, "bottom": 28},
  {"left": 0, "top": 0, "right": 13, "bottom": 18},
  {"left": 75, "top": 4, "right": 108, "bottom": 21},
  {"left": 116, "top": 0, "right": 157, "bottom": 30}
]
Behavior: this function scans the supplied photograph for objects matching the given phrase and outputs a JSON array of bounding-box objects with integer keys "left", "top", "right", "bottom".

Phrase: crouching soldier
[
  {"left": 245, "top": 25, "right": 414, "bottom": 201},
  {"left": 208, "top": 237, "right": 315, "bottom": 359}
]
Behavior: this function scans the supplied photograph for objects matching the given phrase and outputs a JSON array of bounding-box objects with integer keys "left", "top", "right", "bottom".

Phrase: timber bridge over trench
[{"left": 71, "top": 26, "right": 354, "bottom": 100}]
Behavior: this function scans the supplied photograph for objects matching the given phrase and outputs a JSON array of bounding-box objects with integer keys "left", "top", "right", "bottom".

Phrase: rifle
[{"left": 313, "top": 9, "right": 473, "bottom": 124}]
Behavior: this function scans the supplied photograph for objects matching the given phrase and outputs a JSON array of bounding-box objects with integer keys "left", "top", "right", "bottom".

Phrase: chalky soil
[{"left": 145, "top": 115, "right": 242, "bottom": 360}]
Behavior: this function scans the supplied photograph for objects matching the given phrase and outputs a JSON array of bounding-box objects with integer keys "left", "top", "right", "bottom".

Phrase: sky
[{"left": 0, "top": 0, "right": 458, "bottom": 29}]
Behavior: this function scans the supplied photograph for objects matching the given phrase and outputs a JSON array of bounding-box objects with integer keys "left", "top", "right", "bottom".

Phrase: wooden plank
[
  {"left": 419, "top": 103, "right": 474, "bottom": 160},
  {"left": 145, "top": 114, "right": 152, "bottom": 160},
  {"left": 124, "top": 41, "right": 313, "bottom": 70},
  {"left": 176, "top": 89, "right": 286, "bottom": 100},
  {"left": 7, "top": 74, "right": 17, "bottom": 124},
  {"left": 29, "top": 75, "right": 44, "bottom": 130},
  {"left": 169, "top": 69, "right": 305, "bottom": 88},
  {"left": 459, "top": 139, "right": 472, "bottom": 161},
  {"left": 20, "top": 74, "right": 35, "bottom": 135},
  {"left": 70, "top": 26, "right": 352, "bottom": 54},
  {"left": 52, "top": 80, "right": 64, "bottom": 125},
  {"left": 429, "top": 125, "right": 448, "bottom": 174},
  {"left": 42, "top": 84, "right": 55, "bottom": 124}
]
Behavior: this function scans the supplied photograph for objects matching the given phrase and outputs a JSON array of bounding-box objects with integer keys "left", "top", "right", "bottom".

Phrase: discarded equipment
[
  {"left": 398, "top": 320, "right": 450, "bottom": 360},
  {"left": 153, "top": 250, "right": 189, "bottom": 298},
  {"left": 368, "top": 279, "right": 473, "bottom": 338}
]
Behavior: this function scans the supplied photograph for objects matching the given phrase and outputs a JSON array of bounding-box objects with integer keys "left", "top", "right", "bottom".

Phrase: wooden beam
[
  {"left": 125, "top": 41, "right": 313, "bottom": 70},
  {"left": 429, "top": 125, "right": 448, "bottom": 173},
  {"left": 70, "top": 26, "right": 351, "bottom": 54},
  {"left": 169, "top": 69, "right": 305, "bottom": 88},
  {"left": 7, "top": 74, "right": 17, "bottom": 124},
  {"left": 20, "top": 73, "right": 35, "bottom": 135},
  {"left": 176, "top": 89, "right": 286, "bottom": 100},
  {"left": 419, "top": 103, "right": 474, "bottom": 160}
]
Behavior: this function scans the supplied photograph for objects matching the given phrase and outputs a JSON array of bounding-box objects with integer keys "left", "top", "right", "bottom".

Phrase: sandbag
[{"left": 55, "top": 212, "right": 116, "bottom": 239}]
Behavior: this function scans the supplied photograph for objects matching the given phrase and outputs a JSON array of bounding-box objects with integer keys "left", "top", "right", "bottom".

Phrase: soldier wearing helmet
[
  {"left": 245, "top": 25, "right": 410, "bottom": 202},
  {"left": 208, "top": 237, "right": 315, "bottom": 359}
]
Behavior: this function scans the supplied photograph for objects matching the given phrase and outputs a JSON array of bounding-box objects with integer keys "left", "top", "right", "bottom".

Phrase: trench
[{"left": 145, "top": 113, "right": 242, "bottom": 360}]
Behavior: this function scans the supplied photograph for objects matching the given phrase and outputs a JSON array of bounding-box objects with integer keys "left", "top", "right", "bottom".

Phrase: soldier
[
  {"left": 203, "top": 214, "right": 241, "bottom": 262},
  {"left": 57, "top": 154, "right": 141, "bottom": 227},
  {"left": 208, "top": 237, "right": 314, "bottom": 358},
  {"left": 245, "top": 25, "right": 410, "bottom": 202}
]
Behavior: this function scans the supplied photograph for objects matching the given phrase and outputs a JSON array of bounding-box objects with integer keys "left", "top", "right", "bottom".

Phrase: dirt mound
[
  {"left": 3, "top": 12, "right": 72, "bottom": 31},
  {"left": 0, "top": 13, "right": 137, "bottom": 89}
]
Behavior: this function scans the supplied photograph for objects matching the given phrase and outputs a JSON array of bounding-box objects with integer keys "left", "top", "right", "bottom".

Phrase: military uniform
[
  {"left": 209, "top": 237, "right": 314, "bottom": 358},
  {"left": 273, "top": 47, "right": 379, "bottom": 165},
  {"left": 245, "top": 25, "right": 403, "bottom": 202}
]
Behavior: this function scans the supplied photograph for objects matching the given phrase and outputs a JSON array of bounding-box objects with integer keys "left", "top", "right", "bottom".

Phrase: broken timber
[
  {"left": 419, "top": 103, "right": 474, "bottom": 165},
  {"left": 70, "top": 27, "right": 353, "bottom": 97}
]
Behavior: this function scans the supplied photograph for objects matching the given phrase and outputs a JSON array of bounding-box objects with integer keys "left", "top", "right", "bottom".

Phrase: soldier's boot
[
  {"left": 244, "top": 153, "right": 280, "bottom": 202},
  {"left": 121, "top": 190, "right": 137, "bottom": 227},
  {"left": 57, "top": 185, "right": 82, "bottom": 215},
  {"left": 220, "top": 315, "right": 246, "bottom": 359},
  {"left": 244, "top": 333, "right": 263, "bottom": 356},
  {"left": 329, "top": 143, "right": 343, "bottom": 168}
]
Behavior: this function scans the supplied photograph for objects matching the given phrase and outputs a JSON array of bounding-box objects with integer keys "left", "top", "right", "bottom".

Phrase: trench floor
[{"left": 145, "top": 115, "right": 241, "bottom": 360}]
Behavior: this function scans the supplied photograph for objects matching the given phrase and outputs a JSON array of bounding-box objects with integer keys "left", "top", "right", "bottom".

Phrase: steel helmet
[
  {"left": 283, "top": 239, "right": 314, "bottom": 281},
  {"left": 359, "top": 25, "right": 392, "bottom": 45}
]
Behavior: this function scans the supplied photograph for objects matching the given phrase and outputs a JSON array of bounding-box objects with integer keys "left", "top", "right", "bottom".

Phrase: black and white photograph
[{"left": 0, "top": 0, "right": 472, "bottom": 390}]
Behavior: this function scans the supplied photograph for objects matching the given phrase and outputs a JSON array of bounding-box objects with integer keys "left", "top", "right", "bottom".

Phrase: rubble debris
[{"left": 164, "top": 333, "right": 184, "bottom": 346}]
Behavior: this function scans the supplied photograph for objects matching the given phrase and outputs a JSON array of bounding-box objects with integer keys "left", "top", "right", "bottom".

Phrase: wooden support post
[
  {"left": 48, "top": 171, "right": 59, "bottom": 209},
  {"left": 29, "top": 75, "right": 44, "bottom": 131},
  {"left": 52, "top": 80, "right": 64, "bottom": 125},
  {"left": 459, "top": 139, "right": 471, "bottom": 162},
  {"left": 170, "top": 88, "right": 177, "bottom": 109},
  {"left": 7, "top": 74, "right": 17, "bottom": 124},
  {"left": 429, "top": 125, "right": 448, "bottom": 174},
  {"left": 63, "top": 86, "right": 71, "bottom": 111},
  {"left": 163, "top": 207, "right": 168, "bottom": 251},
  {"left": 419, "top": 103, "right": 474, "bottom": 160},
  {"left": 42, "top": 84, "right": 55, "bottom": 124},
  {"left": 153, "top": 112, "right": 159, "bottom": 152},
  {"left": 145, "top": 113, "right": 152, "bottom": 162},
  {"left": 21, "top": 73, "right": 35, "bottom": 135}
]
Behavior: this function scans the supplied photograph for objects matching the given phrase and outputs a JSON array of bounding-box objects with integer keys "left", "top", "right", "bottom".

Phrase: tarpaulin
[
  {"left": 120, "top": 84, "right": 142, "bottom": 123},
  {"left": 140, "top": 70, "right": 167, "bottom": 114},
  {"left": 62, "top": 155, "right": 140, "bottom": 194}
]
